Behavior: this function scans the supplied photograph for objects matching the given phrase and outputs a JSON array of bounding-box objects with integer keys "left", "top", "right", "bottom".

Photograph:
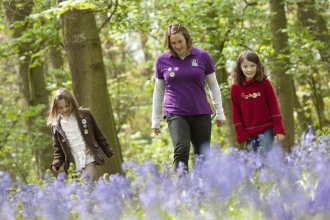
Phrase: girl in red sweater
[{"left": 230, "top": 51, "right": 285, "bottom": 152}]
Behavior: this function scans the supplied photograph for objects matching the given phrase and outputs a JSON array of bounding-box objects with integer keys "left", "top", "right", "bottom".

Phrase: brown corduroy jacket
[{"left": 50, "top": 108, "right": 115, "bottom": 174}]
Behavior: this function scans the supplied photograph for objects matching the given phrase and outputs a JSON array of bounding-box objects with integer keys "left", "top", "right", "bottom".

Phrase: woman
[{"left": 151, "top": 22, "right": 226, "bottom": 172}]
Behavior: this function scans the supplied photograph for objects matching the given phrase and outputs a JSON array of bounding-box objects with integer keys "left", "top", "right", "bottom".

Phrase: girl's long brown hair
[
  {"left": 232, "top": 50, "right": 267, "bottom": 84},
  {"left": 46, "top": 88, "right": 81, "bottom": 125}
]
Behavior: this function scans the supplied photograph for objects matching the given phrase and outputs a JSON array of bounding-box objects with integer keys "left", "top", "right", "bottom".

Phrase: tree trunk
[
  {"left": 49, "top": 47, "right": 64, "bottom": 70},
  {"left": 307, "top": 67, "right": 329, "bottom": 129},
  {"left": 292, "top": 80, "right": 312, "bottom": 135},
  {"left": 59, "top": 6, "right": 123, "bottom": 179},
  {"left": 205, "top": 9, "right": 243, "bottom": 149},
  {"left": 269, "top": 0, "right": 295, "bottom": 151},
  {"left": 4, "top": 0, "right": 52, "bottom": 179}
]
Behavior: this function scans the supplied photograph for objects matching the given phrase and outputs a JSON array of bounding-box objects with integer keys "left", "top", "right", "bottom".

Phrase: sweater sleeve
[
  {"left": 230, "top": 84, "right": 250, "bottom": 144},
  {"left": 151, "top": 78, "right": 165, "bottom": 128},
  {"left": 51, "top": 129, "right": 65, "bottom": 170},
  {"left": 265, "top": 80, "right": 286, "bottom": 135},
  {"left": 205, "top": 73, "right": 226, "bottom": 121}
]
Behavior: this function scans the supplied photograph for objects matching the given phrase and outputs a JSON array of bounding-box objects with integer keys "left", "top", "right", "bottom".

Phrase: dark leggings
[{"left": 166, "top": 114, "right": 211, "bottom": 171}]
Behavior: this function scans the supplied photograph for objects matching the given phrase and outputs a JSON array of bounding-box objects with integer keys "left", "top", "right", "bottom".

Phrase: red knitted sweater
[{"left": 230, "top": 78, "right": 286, "bottom": 144}]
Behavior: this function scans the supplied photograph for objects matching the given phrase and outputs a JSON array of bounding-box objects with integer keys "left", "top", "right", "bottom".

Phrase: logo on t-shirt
[{"left": 192, "top": 59, "right": 198, "bottom": 66}]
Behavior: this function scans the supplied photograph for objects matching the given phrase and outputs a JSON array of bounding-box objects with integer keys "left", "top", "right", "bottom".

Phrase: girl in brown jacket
[{"left": 47, "top": 88, "right": 115, "bottom": 179}]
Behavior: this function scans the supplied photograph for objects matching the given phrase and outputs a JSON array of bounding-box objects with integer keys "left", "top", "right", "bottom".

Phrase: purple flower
[{"left": 1, "top": 133, "right": 330, "bottom": 219}]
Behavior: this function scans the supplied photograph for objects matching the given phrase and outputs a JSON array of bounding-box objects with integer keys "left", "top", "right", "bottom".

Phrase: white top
[
  {"left": 60, "top": 112, "right": 95, "bottom": 171},
  {"left": 152, "top": 72, "right": 226, "bottom": 128}
]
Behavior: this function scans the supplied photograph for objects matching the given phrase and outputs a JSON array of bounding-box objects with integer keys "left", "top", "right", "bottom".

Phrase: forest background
[{"left": 0, "top": 0, "right": 329, "bottom": 182}]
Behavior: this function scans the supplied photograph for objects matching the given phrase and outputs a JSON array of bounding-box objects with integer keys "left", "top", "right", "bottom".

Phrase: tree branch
[{"left": 97, "top": 0, "right": 118, "bottom": 32}]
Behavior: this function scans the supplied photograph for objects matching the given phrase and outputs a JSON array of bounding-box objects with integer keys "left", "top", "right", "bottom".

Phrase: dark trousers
[{"left": 166, "top": 114, "right": 211, "bottom": 171}]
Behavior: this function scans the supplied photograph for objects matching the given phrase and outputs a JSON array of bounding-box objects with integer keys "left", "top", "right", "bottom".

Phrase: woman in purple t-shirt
[{"left": 151, "top": 22, "right": 226, "bottom": 172}]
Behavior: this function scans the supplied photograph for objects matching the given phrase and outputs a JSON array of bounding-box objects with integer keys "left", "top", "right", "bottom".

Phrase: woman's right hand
[
  {"left": 153, "top": 128, "right": 161, "bottom": 135},
  {"left": 51, "top": 165, "right": 58, "bottom": 172}
]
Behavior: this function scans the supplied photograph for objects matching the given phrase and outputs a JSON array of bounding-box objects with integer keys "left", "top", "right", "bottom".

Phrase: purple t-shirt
[{"left": 155, "top": 47, "right": 215, "bottom": 117}]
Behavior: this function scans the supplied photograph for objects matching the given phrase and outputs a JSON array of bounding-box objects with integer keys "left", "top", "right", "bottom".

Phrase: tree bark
[
  {"left": 59, "top": 5, "right": 123, "bottom": 179},
  {"left": 269, "top": 0, "right": 295, "bottom": 151}
]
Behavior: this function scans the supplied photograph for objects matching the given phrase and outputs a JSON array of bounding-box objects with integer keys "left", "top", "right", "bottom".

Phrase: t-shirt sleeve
[
  {"left": 204, "top": 51, "right": 216, "bottom": 75},
  {"left": 155, "top": 56, "right": 164, "bottom": 79}
]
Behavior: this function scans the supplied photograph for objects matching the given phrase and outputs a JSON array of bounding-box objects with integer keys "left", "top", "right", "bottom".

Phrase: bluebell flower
[
  {"left": 1, "top": 133, "right": 330, "bottom": 219},
  {"left": 56, "top": 172, "right": 67, "bottom": 182}
]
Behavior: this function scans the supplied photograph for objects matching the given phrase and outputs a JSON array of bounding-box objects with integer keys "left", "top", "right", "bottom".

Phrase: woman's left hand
[{"left": 216, "top": 120, "right": 225, "bottom": 127}]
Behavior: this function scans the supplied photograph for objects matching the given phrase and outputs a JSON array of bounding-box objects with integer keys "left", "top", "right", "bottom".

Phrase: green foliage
[
  {"left": 0, "top": 66, "right": 54, "bottom": 183},
  {"left": 108, "top": 73, "right": 173, "bottom": 167},
  {"left": 316, "top": 127, "right": 330, "bottom": 137},
  {"left": 31, "top": 0, "right": 121, "bottom": 21},
  {"left": 0, "top": 92, "right": 47, "bottom": 183}
]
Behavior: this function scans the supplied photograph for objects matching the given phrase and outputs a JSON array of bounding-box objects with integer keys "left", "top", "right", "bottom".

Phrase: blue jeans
[
  {"left": 246, "top": 128, "right": 274, "bottom": 153},
  {"left": 166, "top": 114, "right": 211, "bottom": 171}
]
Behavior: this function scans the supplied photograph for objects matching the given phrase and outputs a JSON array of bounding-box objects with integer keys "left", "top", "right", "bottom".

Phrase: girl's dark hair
[
  {"left": 232, "top": 50, "right": 267, "bottom": 84},
  {"left": 164, "top": 22, "right": 193, "bottom": 56},
  {"left": 46, "top": 88, "right": 81, "bottom": 125}
]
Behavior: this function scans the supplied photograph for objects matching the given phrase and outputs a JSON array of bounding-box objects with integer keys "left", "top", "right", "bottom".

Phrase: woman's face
[
  {"left": 241, "top": 58, "right": 257, "bottom": 81},
  {"left": 170, "top": 33, "right": 188, "bottom": 57},
  {"left": 56, "top": 99, "right": 72, "bottom": 116}
]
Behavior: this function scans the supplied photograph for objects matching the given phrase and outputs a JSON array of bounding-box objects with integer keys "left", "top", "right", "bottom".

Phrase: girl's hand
[
  {"left": 51, "top": 165, "right": 58, "bottom": 172},
  {"left": 216, "top": 120, "right": 225, "bottom": 127},
  {"left": 276, "top": 134, "right": 285, "bottom": 142},
  {"left": 153, "top": 128, "right": 161, "bottom": 135}
]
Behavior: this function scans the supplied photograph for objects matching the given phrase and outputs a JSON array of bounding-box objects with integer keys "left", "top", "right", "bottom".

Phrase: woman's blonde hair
[
  {"left": 164, "top": 22, "right": 193, "bottom": 56},
  {"left": 46, "top": 88, "right": 81, "bottom": 125}
]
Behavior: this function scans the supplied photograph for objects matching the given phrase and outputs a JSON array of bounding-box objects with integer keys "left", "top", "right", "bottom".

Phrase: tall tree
[
  {"left": 269, "top": 0, "right": 295, "bottom": 151},
  {"left": 205, "top": 5, "right": 242, "bottom": 149},
  {"left": 3, "top": 0, "right": 52, "bottom": 178},
  {"left": 293, "top": 82, "right": 312, "bottom": 135},
  {"left": 59, "top": 1, "right": 123, "bottom": 179}
]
